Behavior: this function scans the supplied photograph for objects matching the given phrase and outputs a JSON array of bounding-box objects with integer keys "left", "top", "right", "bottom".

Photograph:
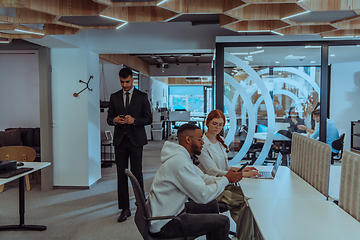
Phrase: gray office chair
[
  {"left": 124, "top": 169, "right": 197, "bottom": 240},
  {"left": 331, "top": 133, "right": 345, "bottom": 164}
]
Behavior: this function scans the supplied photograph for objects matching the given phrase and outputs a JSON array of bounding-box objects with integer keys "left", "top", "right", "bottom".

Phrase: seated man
[
  {"left": 147, "top": 123, "right": 243, "bottom": 239},
  {"left": 299, "top": 108, "right": 339, "bottom": 153}
]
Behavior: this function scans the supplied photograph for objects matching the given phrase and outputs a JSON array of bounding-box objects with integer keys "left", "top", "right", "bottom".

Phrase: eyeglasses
[
  {"left": 189, "top": 136, "right": 204, "bottom": 143},
  {"left": 210, "top": 121, "right": 224, "bottom": 127}
]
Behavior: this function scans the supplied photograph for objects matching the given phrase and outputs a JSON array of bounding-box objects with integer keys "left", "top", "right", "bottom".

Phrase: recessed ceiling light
[
  {"left": 256, "top": 46, "right": 262, "bottom": 49},
  {"left": 311, "top": 61, "right": 316, "bottom": 63},
  {"left": 14, "top": 29, "right": 44, "bottom": 35},
  {"left": 100, "top": 15, "right": 126, "bottom": 22},
  {"left": 231, "top": 52, "right": 249, "bottom": 55},
  {"left": 250, "top": 50, "right": 264, "bottom": 55},
  {"left": 305, "top": 46, "right": 321, "bottom": 48},
  {"left": 330, "top": 54, "right": 335, "bottom": 57},
  {"left": 275, "top": 61, "right": 280, "bottom": 64},
  {"left": 285, "top": 55, "right": 305, "bottom": 60}
]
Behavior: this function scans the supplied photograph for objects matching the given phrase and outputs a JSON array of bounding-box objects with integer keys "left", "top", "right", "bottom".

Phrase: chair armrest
[{"left": 146, "top": 215, "right": 188, "bottom": 240}]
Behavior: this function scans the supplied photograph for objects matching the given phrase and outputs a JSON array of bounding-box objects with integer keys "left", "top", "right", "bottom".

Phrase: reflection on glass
[{"left": 223, "top": 46, "right": 321, "bottom": 165}]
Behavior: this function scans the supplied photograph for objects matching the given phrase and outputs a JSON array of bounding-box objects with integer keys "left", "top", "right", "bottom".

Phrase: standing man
[{"left": 107, "top": 67, "right": 152, "bottom": 222}]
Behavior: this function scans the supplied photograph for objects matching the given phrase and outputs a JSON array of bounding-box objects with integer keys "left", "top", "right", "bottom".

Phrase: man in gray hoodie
[{"left": 147, "top": 123, "right": 243, "bottom": 239}]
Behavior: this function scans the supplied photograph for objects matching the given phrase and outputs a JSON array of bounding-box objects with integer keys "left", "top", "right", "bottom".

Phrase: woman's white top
[{"left": 197, "top": 134, "right": 230, "bottom": 177}]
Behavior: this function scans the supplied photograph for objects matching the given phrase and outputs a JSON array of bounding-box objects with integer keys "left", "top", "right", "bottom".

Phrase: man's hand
[
  {"left": 297, "top": 125, "right": 306, "bottom": 131},
  {"left": 224, "top": 169, "right": 243, "bottom": 183},
  {"left": 124, "top": 115, "right": 134, "bottom": 124},
  {"left": 114, "top": 115, "right": 134, "bottom": 124},
  {"left": 114, "top": 115, "right": 126, "bottom": 124}
]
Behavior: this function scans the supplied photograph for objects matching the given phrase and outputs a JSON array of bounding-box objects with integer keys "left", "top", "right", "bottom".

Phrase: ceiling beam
[
  {"left": 224, "top": 19, "right": 289, "bottom": 32},
  {"left": 103, "top": 6, "right": 178, "bottom": 22},
  {"left": 227, "top": 3, "right": 307, "bottom": 20},
  {"left": 276, "top": 24, "right": 337, "bottom": 34},
  {"left": 99, "top": 54, "right": 150, "bottom": 77},
  {"left": 158, "top": 0, "right": 247, "bottom": 14},
  {"left": 15, "top": 8, "right": 56, "bottom": 24}
]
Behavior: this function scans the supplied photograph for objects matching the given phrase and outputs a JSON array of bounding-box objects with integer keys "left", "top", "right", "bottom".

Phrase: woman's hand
[{"left": 243, "top": 170, "right": 262, "bottom": 178}]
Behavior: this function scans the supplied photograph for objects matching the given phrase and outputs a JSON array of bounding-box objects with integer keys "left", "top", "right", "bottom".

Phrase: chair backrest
[
  {"left": 339, "top": 151, "right": 360, "bottom": 222},
  {"left": 290, "top": 133, "right": 331, "bottom": 197},
  {"left": 0, "top": 146, "right": 36, "bottom": 162},
  {"left": 332, "top": 133, "right": 345, "bottom": 157},
  {"left": 125, "top": 169, "right": 151, "bottom": 240},
  {"left": 104, "top": 130, "right": 113, "bottom": 143}
]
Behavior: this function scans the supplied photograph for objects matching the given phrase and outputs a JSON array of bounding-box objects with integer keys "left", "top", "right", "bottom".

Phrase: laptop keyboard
[
  {"left": 259, "top": 171, "right": 272, "bottom": 178},
  {"left": 0, "top": 167, "right": 34, "bottom": 178}
]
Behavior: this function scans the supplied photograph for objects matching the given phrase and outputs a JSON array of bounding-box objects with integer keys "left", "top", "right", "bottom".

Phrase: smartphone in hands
[{"left": 237, "top": 162, "right": 249, "bottom": 172}]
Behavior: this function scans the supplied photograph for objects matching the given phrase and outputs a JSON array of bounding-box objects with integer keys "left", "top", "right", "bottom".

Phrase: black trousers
[
  {"left": 115, "top": 136, "right": 144, "bottom": 210},
  {"left": 152, "top": 199, "right": 230, "bottom": 240}
]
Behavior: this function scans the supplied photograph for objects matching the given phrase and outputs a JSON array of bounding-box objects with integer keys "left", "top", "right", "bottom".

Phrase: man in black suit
[{"left": 107, "top": 67, "right": 152, "bottom": 222}]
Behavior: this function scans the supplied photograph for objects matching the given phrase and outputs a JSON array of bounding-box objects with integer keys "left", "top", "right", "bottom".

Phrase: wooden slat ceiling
[{"left": 0, "top": 0, "right": 360, "bottom": 41}]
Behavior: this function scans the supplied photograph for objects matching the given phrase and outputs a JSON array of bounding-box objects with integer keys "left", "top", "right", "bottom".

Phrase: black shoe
[{"left": 118, "top": 209, "right": 131, "bottom": 222}]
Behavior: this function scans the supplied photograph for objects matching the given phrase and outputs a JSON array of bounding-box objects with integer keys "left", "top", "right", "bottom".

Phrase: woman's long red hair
[{"left": 206, "top": 109, "right": 229, "bottom": 153}]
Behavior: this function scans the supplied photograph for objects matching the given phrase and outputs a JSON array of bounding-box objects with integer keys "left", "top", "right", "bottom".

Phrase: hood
[{"left": 161, "top": 141, "right": 189, "bottom": 164}]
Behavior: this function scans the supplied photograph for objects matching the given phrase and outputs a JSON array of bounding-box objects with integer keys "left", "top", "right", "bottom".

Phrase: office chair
[
  {"left": 0, "top": 146, "right": 38, "bottom": 193},
  {"left": 124, "top": 169, "right": 197, "bottom": 240},
  {"left": 331, "top": 133, "right": 345, "bottom": 164}
]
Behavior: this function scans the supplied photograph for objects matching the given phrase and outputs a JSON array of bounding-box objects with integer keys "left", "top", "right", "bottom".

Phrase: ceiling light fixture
[
  {"left": 116, "top": 22, "right": 128, "bottom": 29},
  {"left": 275, "top": 61, "right": 280, "bottom": 64},
  {"left": 271, "top": 30, "right": 284, "bottom": 36},
  {"left": 100, "top": 15, "right": 125, "bottom": 22},
  {"left": 322, "top": 36, "right": 355, "bottom": 39},
  {"left": 250, "top": 50, "right": 265, "bottom": 55},
  {"left": 330, "top": 54, "right": 335, "bottom": 57},
  {"left": 157, "top": 0, "right": 168, "bottom": 5},
  {"left": 285, "top": 55, "right": 305, "bottom": 59},
  {"left": 230, "top": 52, "right": 249, "bottom": 55},
  {"left": 14, "top": 29, "right": 44, "bottom": 35},
  {"left": 311, "top": 61, "right": 316, "bottom": 63},
  {"left": 305, "top": 46, "right": 321, "bottom": 48},
  {"left": 256, "top": 46, "right": 263, "bottom": 49},
  {"left": 282, "top": 10, "right": 311, "bottom": 20}
]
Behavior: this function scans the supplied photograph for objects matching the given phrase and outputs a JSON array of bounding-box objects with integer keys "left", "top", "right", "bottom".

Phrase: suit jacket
[{"left": 107, "top": 88, "right": 152, "bottom": 148}]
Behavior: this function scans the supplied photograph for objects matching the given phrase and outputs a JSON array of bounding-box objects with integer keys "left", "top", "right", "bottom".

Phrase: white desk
[
  {"left": 248, "top": 198, "right": 360, "bottom": 240},
  {"left": 253, "top": 132, "right": 291, "bottom": 141},
  {"left": 239, "top": 166, "right": 326, "bottom": 200},
  {"left": 329, "top": 165, "right": 342, "bottom": 200},
  {"left": 0, "top": 162, "right": 51, "bottom": 231}
]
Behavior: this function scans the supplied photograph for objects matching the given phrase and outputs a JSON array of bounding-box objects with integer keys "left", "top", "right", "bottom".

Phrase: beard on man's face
[{"left": 191, "top": 142, "right": 202, "bottom": 156}]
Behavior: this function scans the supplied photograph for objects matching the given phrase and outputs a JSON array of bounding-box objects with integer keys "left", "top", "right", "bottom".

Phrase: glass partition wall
[{"left": 215, "top": 40, "right": 360, "bottom": 165}]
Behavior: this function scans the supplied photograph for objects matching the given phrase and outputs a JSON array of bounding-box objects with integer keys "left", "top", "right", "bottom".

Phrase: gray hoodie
[{"left": 147, "top": 141, "right": 229, "bottom": 233}]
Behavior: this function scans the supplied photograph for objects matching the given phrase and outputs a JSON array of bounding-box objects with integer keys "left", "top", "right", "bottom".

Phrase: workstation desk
[
  {"left": 237, "top": 165, "right": 360, "bottom": 239},
  {"left": 0, "top": 162, "right": 51, "bottom": 231}
]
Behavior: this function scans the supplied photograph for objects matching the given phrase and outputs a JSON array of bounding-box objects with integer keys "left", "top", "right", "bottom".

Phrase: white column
[{"left": 51, "top": 47, "right": 101, "bottom": 187}]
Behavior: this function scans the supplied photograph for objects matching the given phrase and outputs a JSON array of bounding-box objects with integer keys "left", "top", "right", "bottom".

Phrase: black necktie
[{"left": 125, "top": 91, "right": 130, "bottom": 109}]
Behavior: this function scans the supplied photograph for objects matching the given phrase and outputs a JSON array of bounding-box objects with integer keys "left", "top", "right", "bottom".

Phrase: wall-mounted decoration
[{"left": 73, "top": 75, "right": 93, "bottom": 97}]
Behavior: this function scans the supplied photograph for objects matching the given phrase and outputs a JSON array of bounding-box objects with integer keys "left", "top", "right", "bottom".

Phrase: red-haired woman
[{"left": 198, "top": 109, "right": 260, "bottom": 240}]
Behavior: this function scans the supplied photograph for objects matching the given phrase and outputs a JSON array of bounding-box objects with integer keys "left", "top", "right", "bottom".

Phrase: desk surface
[
  {"left": 239, "top": 166, "right": 325, "bottom": 200},
  {"left": 249, "top": 198, "right": 360, "bottom": 240},
  {"left": 253, "top": 132, "right": 291, "bottom": 141},
  {"left": 0, "top": 162, "right": 50, "bottom": 185}
]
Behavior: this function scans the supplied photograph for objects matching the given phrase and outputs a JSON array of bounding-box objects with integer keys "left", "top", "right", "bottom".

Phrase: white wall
[
  {"left": 51, "top": 47, "right": 101, "bottom": 187},
  {"left": 152, "top": 78, "right": 168, "bottom": 109},
  {"left": 330, "top": 61, "right": 360, "bottom": 151},
  {"left": 0, "top": 50, "right": 40, "bottom": 130},
  {"left": 99, "top": 60, "right": 122, "bottom": 140}
]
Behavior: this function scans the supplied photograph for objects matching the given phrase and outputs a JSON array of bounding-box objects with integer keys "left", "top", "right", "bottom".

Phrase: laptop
[{"left": 257, "top": 153, "right": 282, "bottom": 179}]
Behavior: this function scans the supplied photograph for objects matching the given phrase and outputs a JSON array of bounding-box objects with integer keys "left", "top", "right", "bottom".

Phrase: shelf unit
[{"left": 351, "top": 121, "right": 360, "bottom": 153}]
